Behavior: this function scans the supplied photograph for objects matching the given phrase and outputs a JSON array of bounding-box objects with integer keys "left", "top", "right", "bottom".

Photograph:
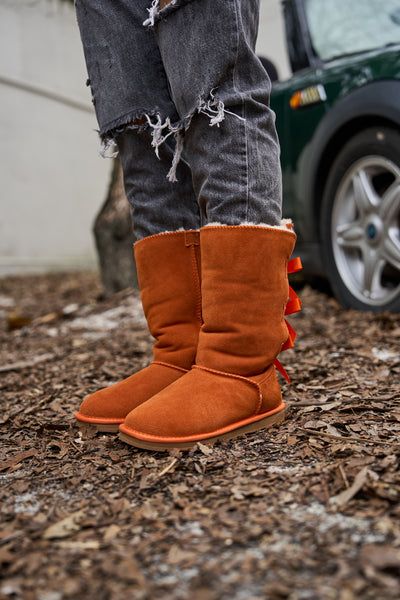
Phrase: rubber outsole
[
  {"left": 77, "top": 421, "right": 120, "bottom": 433},
  {"left": 75, "top": 412, "right": 122, "bottom": 433},
  {"left": 118, "top": 408, "right": 285, "bottom": 450}
]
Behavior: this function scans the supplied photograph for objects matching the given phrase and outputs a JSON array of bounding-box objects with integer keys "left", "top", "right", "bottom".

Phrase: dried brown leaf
[
  {"left": 330, "top": 467, "right": 369, "bottom": 507},
  {"left": 42, "top": 509, "right": 87, "bottom": 539},
  {"left": 0, "top": 448, "right": 37, "bottom": 472}
]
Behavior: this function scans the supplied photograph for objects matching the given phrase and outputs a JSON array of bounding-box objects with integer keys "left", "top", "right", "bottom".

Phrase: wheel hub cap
[{"left": 365, "top": 216, "right": 383, "bottom": 246}]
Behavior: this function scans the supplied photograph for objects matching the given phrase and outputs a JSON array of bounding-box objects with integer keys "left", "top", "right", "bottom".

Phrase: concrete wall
[
  {"left": 0, "top": 0, "right": 111, "bottom": 274},
  {"left": 258, "top": 0, "right": 291, "bottom": 80},
  {"left": 0, "top": 0, "right": 288, "bottom": 275}
]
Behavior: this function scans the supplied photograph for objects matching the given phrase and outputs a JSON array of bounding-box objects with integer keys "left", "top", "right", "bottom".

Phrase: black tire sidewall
[{"left": 320, "top": 126, "right": 400, "bottom": 312}]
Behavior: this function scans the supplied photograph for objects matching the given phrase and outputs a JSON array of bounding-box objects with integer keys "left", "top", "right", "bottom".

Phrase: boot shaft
[
  {"left": 195, "top": 225, "right": 296, "bottom": 376},
  {"left": 134, "top": 230, "right": 202, "bottom": 369}
]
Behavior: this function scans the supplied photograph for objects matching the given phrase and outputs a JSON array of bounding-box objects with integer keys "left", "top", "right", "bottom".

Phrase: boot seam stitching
[
  {"left": 253, "top": 365, "right": 275, "bottom": 386},
  {"left": 190, "top": 245, "right": 203, "bottom": 325},
  {"left": 152, "top": 361, "right": 188, "bottom": 374},
  {"left": 193, "top": 365, "right": 262, "bottom": 415}
]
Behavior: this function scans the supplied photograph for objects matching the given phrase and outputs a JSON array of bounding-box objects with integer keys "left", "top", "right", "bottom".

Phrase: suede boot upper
[
  {"left": 75, "top": 230, "right": 202, "bottom": 429},
  {"left": 120, "top": 224, "right": 300, "bottom": 449}
]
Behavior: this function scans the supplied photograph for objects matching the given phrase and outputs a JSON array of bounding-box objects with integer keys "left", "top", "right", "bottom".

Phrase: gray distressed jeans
[{"left": 75, "top": 0, "right": 282, "bottom": 239}]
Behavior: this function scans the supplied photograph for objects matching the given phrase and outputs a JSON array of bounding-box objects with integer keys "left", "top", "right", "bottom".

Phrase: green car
[{"left": 270, "top": 0, "right": 400, "bottom": 311}]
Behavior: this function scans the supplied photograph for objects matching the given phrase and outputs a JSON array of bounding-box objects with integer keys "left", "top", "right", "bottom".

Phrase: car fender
[{"left": 301, "top": 79, "right": 400, "bottom": 242}]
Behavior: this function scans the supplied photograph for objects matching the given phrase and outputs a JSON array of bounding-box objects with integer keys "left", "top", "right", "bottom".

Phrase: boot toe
[
  {"left": 75, "top": 363, "right": 186, "bottom": 426},
  {"left": 75, "top": 387, "right": 125, "bottom": 425}
]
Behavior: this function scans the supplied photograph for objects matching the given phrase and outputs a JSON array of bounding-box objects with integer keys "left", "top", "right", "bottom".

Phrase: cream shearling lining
[
  {"left": 159, "top": 227, "right": 200, "bottom": 234},
  {"left": 204, "top": 219, "right": 293, "bottom": 230},
  {"left": 158, "top": 220, "right": 294, "bottom": 235}
]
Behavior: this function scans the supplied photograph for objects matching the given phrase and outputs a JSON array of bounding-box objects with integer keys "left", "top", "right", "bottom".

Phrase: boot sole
[
  {"left": 118, "top": 407, "right": 285, "bottom": 450},
  {"left": 78, "top": 422, "right": 120, "bottom": 433},
  {"left": 75, "top": 412, "right": 122, "bottom": 433}
]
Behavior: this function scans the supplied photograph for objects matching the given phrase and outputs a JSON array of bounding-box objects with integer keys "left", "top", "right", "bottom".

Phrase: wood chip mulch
[{"left": 0, "top": 271, "right": 399, "bottom": 600}]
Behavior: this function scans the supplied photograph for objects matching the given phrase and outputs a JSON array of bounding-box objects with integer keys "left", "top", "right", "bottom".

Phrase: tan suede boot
[
  {"left": 75, "top": 230, "right": 202, "bottom": 431},
  {"left": 119, "top": 223, "right": 301, "bottom": 449}
]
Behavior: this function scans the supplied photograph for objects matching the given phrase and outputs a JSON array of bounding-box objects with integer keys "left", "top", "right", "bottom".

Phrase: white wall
[
  {"left": 0, "top": 0, "right": 111, "bottom": 274},
  {"left": 258, "top": 0, "right": 291, "bottom": 80},
  {"left": 0, "top": 0, "right": 288, "bottom": 275}
]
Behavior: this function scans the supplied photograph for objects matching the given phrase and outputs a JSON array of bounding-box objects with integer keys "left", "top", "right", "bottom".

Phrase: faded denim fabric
[{"left": 75, "top": 0, "right": 282, "bottom": 239}]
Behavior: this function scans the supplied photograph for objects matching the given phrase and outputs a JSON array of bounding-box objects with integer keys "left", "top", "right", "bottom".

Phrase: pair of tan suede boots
[{"left": 75, "top": 224, "right": 301, "bottom": 450}]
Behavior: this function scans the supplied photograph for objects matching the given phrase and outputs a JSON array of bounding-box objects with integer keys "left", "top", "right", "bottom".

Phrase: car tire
[{"left": 321, "top": 127, "right": 400, "bottom": 312}]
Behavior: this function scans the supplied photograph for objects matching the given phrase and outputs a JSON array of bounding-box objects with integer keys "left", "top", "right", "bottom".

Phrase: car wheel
[{"left": 321, "top": 127, "right": 400, "bottom": 312}]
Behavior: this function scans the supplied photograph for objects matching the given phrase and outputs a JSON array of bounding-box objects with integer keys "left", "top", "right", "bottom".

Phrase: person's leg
[
  {"left": 153, "top": 0, "right": 282, "bottom": 226},
  {"left": 74, "top": 0, "right": 202, "bottom": 430},
  {"left": 116, "top": 130, "right": 202, "bottom": 239},
  {"left": 119, "top": 0, "right": 302, "bottom": 449},
  {"left": 75, "top": 0, "right": 202, "bottom": 238}
]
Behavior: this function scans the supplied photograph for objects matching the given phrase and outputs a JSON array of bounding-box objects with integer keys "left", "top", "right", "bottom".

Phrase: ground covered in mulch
[{"left": 0, "top": 271, "right": 399, "bottom": 600}]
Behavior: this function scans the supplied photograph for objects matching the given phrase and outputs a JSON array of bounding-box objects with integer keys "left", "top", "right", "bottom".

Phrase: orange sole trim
[
  {"left": 118, "top": 403, "right": 285, "bottom": 450},
  {"left": 75, "top": 412, "right": 123, "bottom": 433}
]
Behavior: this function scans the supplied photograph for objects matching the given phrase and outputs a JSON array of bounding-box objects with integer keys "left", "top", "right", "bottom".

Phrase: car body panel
[{"left": 271, "top": 40, "right": 400, "bottom": 274}]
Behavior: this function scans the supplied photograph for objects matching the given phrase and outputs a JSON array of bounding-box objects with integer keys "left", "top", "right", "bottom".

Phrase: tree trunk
[{"left": 93, "top": 158, "right": 138, "bottom": 296}]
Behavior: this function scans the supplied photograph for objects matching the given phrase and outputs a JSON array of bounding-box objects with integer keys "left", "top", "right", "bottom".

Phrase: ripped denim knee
[
  {"left": 143, "top": 0, "right": 197, "bottom": 27},
  {"left": 77, "top": 0, "right": 269, "bottom": 186},
  {"left": 100, "top": 90, "right": 244, "bottom": 183}
]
